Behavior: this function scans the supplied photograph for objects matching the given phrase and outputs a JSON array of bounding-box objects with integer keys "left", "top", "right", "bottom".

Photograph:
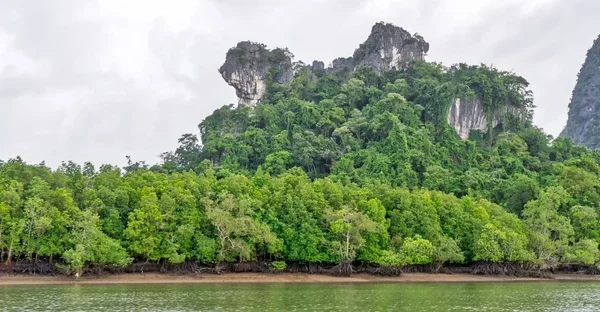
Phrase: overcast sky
[{"left": 1, "top": 0, "right": 599, "bottom": 167}]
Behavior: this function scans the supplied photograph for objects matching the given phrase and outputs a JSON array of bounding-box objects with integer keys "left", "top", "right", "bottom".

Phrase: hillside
[{"left": 1, "top": 22, "right": 600, "bottom": 276}]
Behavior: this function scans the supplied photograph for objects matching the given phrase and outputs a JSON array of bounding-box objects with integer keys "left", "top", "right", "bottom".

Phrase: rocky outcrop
[
  {"left": 219, "top": 41, "right": 293, "bottom": 106},
  {"left": 325, "top": 23, "right": 429, "bottom": 77},
  {"left": 448, "top": 98, "right": 524, "bottom": 139},
  {"left": 352, "top": 22, "right": 429, "bottom": 73},
  {"left": 220, "top": 22, "right": 429, "bottom": 106},
  {"left": 309, "top": 60, "right": 325, "bottom": 71},
  {"left": 561, "top": 35, "right": 600, "bottom": 148}
]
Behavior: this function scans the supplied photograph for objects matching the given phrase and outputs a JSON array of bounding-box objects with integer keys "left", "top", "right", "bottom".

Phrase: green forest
[{"left": 2, "top": 61, "right": 600, "bottom": 276}]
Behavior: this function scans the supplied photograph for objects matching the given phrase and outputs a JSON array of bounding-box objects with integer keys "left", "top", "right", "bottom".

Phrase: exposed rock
[
  {"left": 307, "top": 60, "right": 326, "bottom": 81},
  {"left": 448, "top": 98, "right": 524, "bottom": 139},
  {"left": 219, "top": 41, "right": 293, "bottom": 106},
  {"left": 352, "top": 22, "right": 429, "bottom": 73},
  {"left": 310, "top": 60, "right": 325, "bottom": 71},
  {"left": 219, "top": 22, "right": 429, "bottom": 106},
  {"left": 561, "top": 35, "right": 600, "bottom": 148},
  {"left": 448, "top": 98, "right": 488, "bottom": 139},
  {"left": 325, "top": 23, "right": 429, "bottom": 78}
]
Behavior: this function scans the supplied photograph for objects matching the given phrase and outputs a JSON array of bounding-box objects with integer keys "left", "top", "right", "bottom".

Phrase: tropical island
[{"left": 1, "top": 22, "right": 600, "bottom": 282}]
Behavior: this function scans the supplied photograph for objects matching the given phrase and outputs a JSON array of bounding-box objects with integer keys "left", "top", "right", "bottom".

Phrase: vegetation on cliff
[{"left": 1, "top": 55, "right": 598, "bottom": 276}]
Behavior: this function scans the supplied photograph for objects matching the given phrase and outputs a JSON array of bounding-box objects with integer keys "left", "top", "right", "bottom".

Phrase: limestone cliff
[
  {"left": 326, "top": 22, "right": 429, "bottom": 76},
  {"left": 448, "top": 98, "right": 523, "bottom": 139},
  {"left": 448, "top": 98, "right": 488, "bottom": 139},
  {"left": 219, "top": 41, "right": 293, "bottom": 106},
  {"left": 561, "top": 35, "right": 600, "bottom": 148},
  {"left": 352, "top": 22, "right": 429, "bottom": 73}
]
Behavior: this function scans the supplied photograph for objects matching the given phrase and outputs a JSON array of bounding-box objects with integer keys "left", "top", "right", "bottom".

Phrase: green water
[{"left": 1, "top": 281, "right": 600, "bottom": 311}]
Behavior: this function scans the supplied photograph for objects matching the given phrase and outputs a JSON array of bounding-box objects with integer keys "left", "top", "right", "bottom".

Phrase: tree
[
  {"left": 327, "top": 205, "right": 379, "bottom": 263},
  {"left": 502, "top": 174, "right": 539, "bottom": 216},
  {"left": 433, "top": 237, "right": 464, "bottom": 270},
  {"left": 423, "top": 165, "right": 452, "bottom": 192},
  {"left": 174, "top": 133, "right": 202, "bottom": 170},
  {"left": 63, "top": 210, "right": 131, "bottom": 276},
  {"left": 522, "top": 187, "right": 574, "bottom": 263},
  {"left": 473, "top": 223, "right": 504, "bottom": 262},
  {"left": 206, "top": 195, "right": 280, "bottom": 264},
  {"left": 399, "top": 235, "right": 435, "bottom": 265},
  {"left": 569, "top": 206, "right": 599, "bottom": 241},
  {"left": 563, "top": 239, "right": 599, "bottom": 265},
  {"left": 124, "top": 189, "right": 163, "bottom": 261}
]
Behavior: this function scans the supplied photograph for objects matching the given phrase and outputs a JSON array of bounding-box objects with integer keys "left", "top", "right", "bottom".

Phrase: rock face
[
  {"left": 561, "top": 35, "right": 600, "bottom": 148},
  {"left": 448, "top": 98, "right": 489, "bottom": 139},
  {"left": 219, "top": 22, "right": 429, "bottom": 106},
  {"left": 219, "top": 41, "right": 293, "bottom": 106},
  {"left": 352, "top": 22, "right": 429, "bottom": 73},
  {"left": 310, "top": 60, "right": 325, "bottom": 71},
  {"left": 448, "top": 98, "right": 523, "bottom": 139}
]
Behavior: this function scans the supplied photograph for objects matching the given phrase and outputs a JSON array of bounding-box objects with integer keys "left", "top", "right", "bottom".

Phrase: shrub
[{"left": 271, "top": 261, "right": 287, "bottom": 272}]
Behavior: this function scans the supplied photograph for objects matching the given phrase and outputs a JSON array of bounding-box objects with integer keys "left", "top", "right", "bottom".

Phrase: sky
[{"left": 1, "top": 0, "right": 599, "bottom": 167}]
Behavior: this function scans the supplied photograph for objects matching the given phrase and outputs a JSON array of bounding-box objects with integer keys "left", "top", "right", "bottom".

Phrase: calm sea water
[{"left": 1, "top": 281, "right": 600, "bottom": 311}]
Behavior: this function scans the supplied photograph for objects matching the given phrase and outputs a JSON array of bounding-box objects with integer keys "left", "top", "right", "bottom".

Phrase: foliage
[
  {"left": 399, "top": 235, "right": 435, "bottom": 265},
  {"left": 270, "top": 261, "right": 287, "bottom": 272},
  {"left": 2, "top": 59, "right": 600, "bottom": 273}
]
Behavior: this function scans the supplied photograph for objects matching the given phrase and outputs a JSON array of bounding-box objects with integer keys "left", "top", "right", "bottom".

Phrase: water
[{"left": 1, "top": 281, "right": 600, "bottom": 311}]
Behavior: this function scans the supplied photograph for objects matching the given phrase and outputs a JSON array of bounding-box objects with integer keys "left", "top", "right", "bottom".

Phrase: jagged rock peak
[
  {"left": 561, "top": 34, "right": 600, "bottom": 148},
  {"left": 309, "top": 60, "right": 325, "bottom": 71},
  {"left": 219, "top": 41, "right": 293, "bottom": 106},
  {"left": 352, "top": 22, "right": 429, "bottom": 73}
]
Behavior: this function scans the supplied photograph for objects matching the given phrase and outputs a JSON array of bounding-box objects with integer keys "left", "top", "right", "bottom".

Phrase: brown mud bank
[
  {"left": 1, "top": 261, "right": 599, "bottom": 285},
  {"left": 1, "top": 272, "right": 599, "bottom": 285}
]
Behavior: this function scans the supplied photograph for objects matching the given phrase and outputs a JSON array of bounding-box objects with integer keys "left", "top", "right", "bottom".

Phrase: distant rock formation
[
  {"left": 218, "top": 41, "right": 293, "bottom": 106},
  {"left": 561, "top": 35, "right": 600, "bottom": 148},
  {"left": 219, "top": 22, "right": 428, "bottom": 106}
]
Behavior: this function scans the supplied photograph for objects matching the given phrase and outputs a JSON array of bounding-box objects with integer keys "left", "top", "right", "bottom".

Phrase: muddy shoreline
[
  {"left": 1, "top": 271, "right": 600, "bottom": 285},
  {"left": 2, "top": 261, "right": 600, "bottom": 285}
]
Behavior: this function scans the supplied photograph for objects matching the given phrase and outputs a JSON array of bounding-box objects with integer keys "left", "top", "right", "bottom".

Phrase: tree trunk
[
  {"left": 218, "top": 236, "right": 226, "bottom": 263},
  {"left": 5, "top": 245, "right": 12, "bottom": 265},
  {"left": 345, "top": 229, "right": 350, "bottom": 260}
]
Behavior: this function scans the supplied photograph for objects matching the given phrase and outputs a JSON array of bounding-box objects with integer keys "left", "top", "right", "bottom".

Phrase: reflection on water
[{"left": 1, "top": 281, "right": 600, "bottom": 311}]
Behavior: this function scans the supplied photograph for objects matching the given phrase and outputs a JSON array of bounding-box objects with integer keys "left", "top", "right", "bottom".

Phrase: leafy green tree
[
  {"left": 502, "top": 174, "right": 539, "bottom": 216},
  {"left": 124, "top": 189, "right": 163, "bottom": 261},
  {"left": 327, "top": 205, "right": 379, "bottom": 262},
  {"left": 433, "top": 237, "right": 464, "bottom": 269},
  {"left": 563, "top": 239, "right": 599, "bottom": 265},
  {"left": 63, "top": 210, "right": 131, "bottom": 276},
  {"left": 569, "top": 206, "right": 600, "bottom": 241},
  {"left": 207, "top": 195, "right": 280, "bottom": 263},
  {"left": 473, "top": 223, "right": 504, "bottom": 262},
  {"left": 399, "top": 235, "right": 435, "bottom": 265},
  {"left": 522, "top": 187, "right": 574, "bottom": 263}
]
